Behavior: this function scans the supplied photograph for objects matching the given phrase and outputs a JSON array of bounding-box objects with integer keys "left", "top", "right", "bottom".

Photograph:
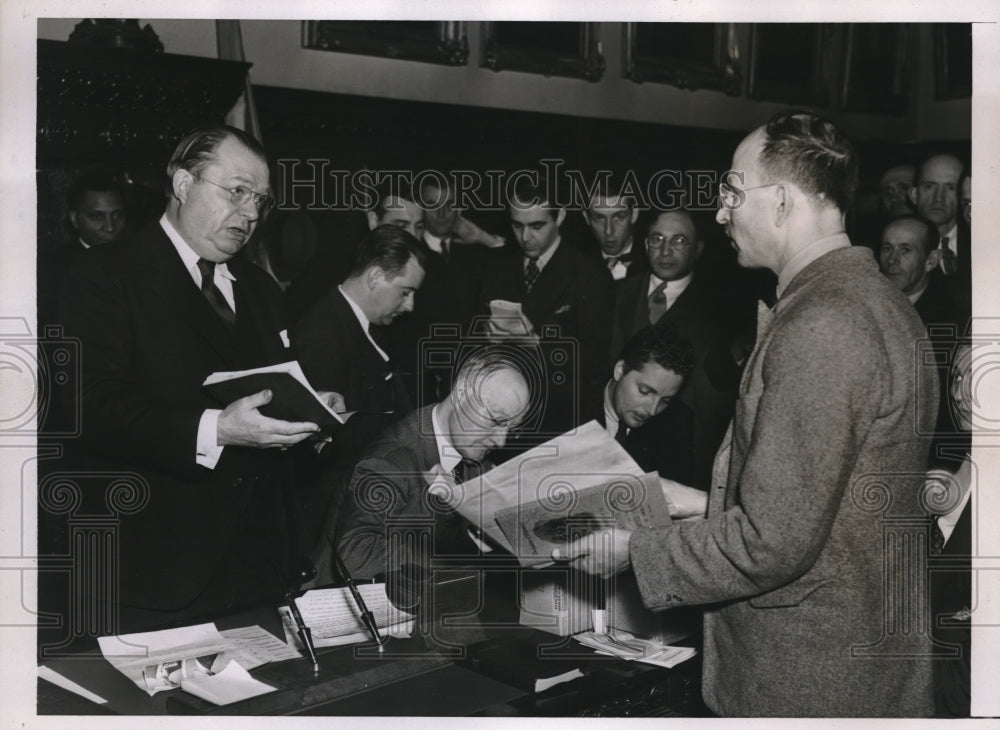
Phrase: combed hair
[
  {"left": 349, "top": 224, "right": 426, "bottom": 278},
  {"left": 507, "top": 173, "right": 559, "bottom": 218},
  {"left": 371, "top": 178, "right": 419, "bottom": 220},
  {"left": 618, "top": 323, "right": 695, "bottom": 379},
  {"left": 758, "top": 111, "right": 859, "bottom": 213},
  {"left": 165, "top": 125, "right": 268, "bottom": 195},
  {"left": 452, "top": 345, "right": 530, "bottom": 422},
  {"left": 588, "top": 172, "right": 636, "bottom": 210},
  {"left": 68, "top": 167, "right": 126, "bottom": 210},
  {"left": 883, "top": 214, "right": 940, "bottom": 257}
]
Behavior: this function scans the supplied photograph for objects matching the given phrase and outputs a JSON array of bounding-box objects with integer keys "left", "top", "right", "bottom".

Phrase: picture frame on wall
[
  {"left": 622, "top": 22, "right": 741, "bottom": 95},
  {"left": 480, "top": 22, "right": 605, "bottom": 82},
  {"left": 841, "top": 24, "right": 911, "bottom": 116},
  {"left": 302, "top": 21, "right": 469, "bottom": 66},
  {"left": 748, "top": 23, "right": 832, "bottom": 107},
  {"left": 934, "top": 23, "right": 972, "bottom": 100}
]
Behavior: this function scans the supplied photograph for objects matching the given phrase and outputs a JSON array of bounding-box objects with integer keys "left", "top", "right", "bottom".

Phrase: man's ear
[
  {"left": 907, "top": 185, "right": 918, "bottom": 207},
  {"left": 613, "top": 359, "right": 625, "bottom": 382},
  {"left": 366, "top": 211, "right": 379, "bottom": 230},
  {"left": 694, "top": 239, "right": 705, "bottom": 260},
  {"left": 925, "top": 248, "right": 942, "bottom": 272},
  {"left": 366, "top": 266, "right": 384, "bottom": 290},
  {"left": 68, "top": 210, "right": 79, "bottom": 230},
  {"left": 630, "top": 208, "right": 639, "bottom": 225},
  {"left": 172, "top": 168, "right": 193, "bottom": 203},
  {"left": 774, "top": 184, "right": 792, "bottom": 227},
  {"left": 555, "top": 208, "right": 566, "bottom": 228}
]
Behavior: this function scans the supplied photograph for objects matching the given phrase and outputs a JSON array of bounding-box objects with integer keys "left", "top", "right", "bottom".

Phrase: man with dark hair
[
  {"left": 596, "top": 324, "right": 697, "bottom": 487},
  {"left": 583, "top": 175, "right": 646, "bottom": 281},
  {"left": 879, "top": 164, "right": 915, "bottom": 220},
  {"left": 284, "top": 177, "right": 424, "bottom": 326},
  {"left": 879, "top": 214, "right": 957, "bottom": 329},
  {"left": 291, "top": 226, "right": 425, "bottom": 547},
  {"left": 480, "top": 173, "right": 614, "bottom": 436},
  {"left": 610, "top": 208, "right": 735, "bottom": 490},
  {"left": 910, "top": 153, "right": 966, "bottom": 277},
  {"left": 66, "top": 166, "right": 127, "bottom": 249},
  {"left": 325, "top": 348, "right": 531, "bottom": 619},
  {"left": 560, "top": 112, "right": 938, "bottom": 717},
  {"left": 60, "top": 125, "right": 338, "bottom": 632}
]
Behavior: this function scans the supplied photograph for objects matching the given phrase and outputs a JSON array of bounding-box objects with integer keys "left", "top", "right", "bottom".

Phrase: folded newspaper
[{"left": 278, "top": 583, "right": 415, "bottom": 649}]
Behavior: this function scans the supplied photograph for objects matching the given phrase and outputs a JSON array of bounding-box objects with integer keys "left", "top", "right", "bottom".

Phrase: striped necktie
[{"left": 196, "top": 258, "right": 235, "bottom": 328}]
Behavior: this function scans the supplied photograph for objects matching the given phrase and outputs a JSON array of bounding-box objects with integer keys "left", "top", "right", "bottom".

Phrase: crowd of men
[{"left": 39, "top": 112, "right": 974, "bottom": 718}]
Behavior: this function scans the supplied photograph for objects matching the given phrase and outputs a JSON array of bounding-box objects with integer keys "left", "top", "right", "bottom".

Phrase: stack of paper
[
  {"left": 279, "top": 583, "right": 415, "bottom": 649},
  {"left": 574, "top": 629, "right": 696, "bottom": 669}
]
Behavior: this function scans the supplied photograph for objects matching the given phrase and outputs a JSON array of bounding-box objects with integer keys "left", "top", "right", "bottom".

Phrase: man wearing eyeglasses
[
  {"left": 609, "top": 208, "right": 735, "bottom": 490},
  {"left": 60, "top": 126, "right": 341, "bottom": 633},
  {"left": 560, "top": 113, "right": 938, "bottom": 716}
]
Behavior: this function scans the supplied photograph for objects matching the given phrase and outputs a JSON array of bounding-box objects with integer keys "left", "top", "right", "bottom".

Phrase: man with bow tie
[
  {"left": 329, "top": 348, "right": 530, "bottom": 623},
  {"left": 583, "top": 178, "right": 647, "bottom": 281}
]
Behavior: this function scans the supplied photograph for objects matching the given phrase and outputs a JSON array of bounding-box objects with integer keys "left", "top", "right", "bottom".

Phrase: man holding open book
[{"left": 60, "top": 126, "right": 340, "bottom": 634}]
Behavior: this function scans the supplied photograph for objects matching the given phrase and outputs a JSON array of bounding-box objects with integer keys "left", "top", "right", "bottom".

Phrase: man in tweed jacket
[{"left": 559, "top": 112, "right": 939, "bottom": 716}]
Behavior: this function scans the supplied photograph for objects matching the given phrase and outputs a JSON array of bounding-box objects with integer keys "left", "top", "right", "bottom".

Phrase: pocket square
[
  {"left": 554, "top": 304, "right": 572, "bottom": 315},
  {"left": 278, "top": 329, "right": 290, "bottom": 348}
]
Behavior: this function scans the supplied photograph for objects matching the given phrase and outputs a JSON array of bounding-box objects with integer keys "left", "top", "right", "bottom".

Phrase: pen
[
  {"left": 333, "top": 552, "right": 387, "bottom": 650},
  {"left": 285, "top": 592, "right": 321, "bottom": 672}
]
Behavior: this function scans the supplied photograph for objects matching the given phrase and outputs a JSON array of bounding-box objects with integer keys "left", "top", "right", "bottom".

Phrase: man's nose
[
  {"left": 604, "top": 220, "right": 615, "bottom": 236},
  {"left": 401, "top": 293, "right": 415, "bottom": 312}
]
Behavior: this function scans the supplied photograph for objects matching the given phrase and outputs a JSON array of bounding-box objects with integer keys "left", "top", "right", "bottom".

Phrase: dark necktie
[
  {"left": 939, "top": 237, "right": 957, "bottom": 276},
  {"left": 524, "top": 258, "right": 541, "bottom": 293},
  {"left": 931, "top": 517, "right": 946, "bottom": 555},
  {"left": 614, "top": 424, "right": 628, "bottom": 445},
  {"left": 196, "top": 258, "right": 235, "bottom": 328},
  {"left": 648, "top": 282, "right": 667, "bottom": 324}
]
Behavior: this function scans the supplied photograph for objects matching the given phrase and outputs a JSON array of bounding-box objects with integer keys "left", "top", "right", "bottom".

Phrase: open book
[
  {"left": 202, "top": 360, "right": 352, "bottom": 429},
  {"left": 278, "top": 583, "right": 415, "bottom": 649}
]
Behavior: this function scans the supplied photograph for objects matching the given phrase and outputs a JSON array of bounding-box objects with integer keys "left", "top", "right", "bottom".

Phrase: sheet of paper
[
  {"left": 219, "top": 625, "right": 301, "bottom": 667},
  {"left": 441, "top": 421, "right": 645, "bottom": 550},
  {"left": 38, "top": 665, "right": 108, "bottom": 705},
  {"left": 97, "top": 623, "right": 258, "bottom": 696},
  {"left": 180, "top": 658, "right": 277, "bottom": 706},
  {"left": 489, "top": 299, "right": 533, "bottom": 335},
  {"left": 279, "top": 583, "right": 415, "bottom": 648},
  {"left": 279, "top": 607, "right": 414, "bottom": 649}
]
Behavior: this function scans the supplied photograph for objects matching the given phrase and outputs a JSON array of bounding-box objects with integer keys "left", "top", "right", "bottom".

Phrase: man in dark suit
[
  {"left": 480, "top": 174, "right": 614, "bottom": 438},
  {"left": 562, "top": 112, "right": 937, "bottom": 716},
  {"left": 593, "top": 323, "right": 696, "bottom": 487},
  {"left": 879, "top": 214, "right": 958, "bottom": 331},
  {"left": 610, "top": 208, "right": 736, "bottom": 489},
  {"left": 291, "top": 226, "right": 425, "bottom": 550},
  {"left": 329, "top": 348, "right": 531, "bottom": 624},
  {"left": 59, "top": 126, "right": 336, "bottom": 633},
  {"left": 582, "top": 176, "right": 647, "bottom": 281}
]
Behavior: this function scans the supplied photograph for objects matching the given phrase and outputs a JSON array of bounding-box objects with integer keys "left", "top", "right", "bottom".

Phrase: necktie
[
  {"left": 648, "top": 282, "right": 667, "bottom": 324},
  {"left": 196, "top": 258, "right": 235, "bottom": 328},
  {"left": 614, "top": 424, "right": 628, "bottom": 445},
  {"left": 524, "top": 258, "right": 541, "bottom": 293},
  {"left": 931, "top": 517, "right": 946, "bottom": 555},
  {"left": 939, "top": 237, "right": 957, "bottom": 276}
]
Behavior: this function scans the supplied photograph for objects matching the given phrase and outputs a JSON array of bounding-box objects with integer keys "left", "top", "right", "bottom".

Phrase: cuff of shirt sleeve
[{"left": 196, "top": 409, "right": 224, "bottom": 469}]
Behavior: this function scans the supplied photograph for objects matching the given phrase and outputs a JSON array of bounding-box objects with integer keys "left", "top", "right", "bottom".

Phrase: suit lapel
[
  {"left": 629, "top": 273, "right": 651, "bottom": 332},
  {"left": 229, "top": 256, "right": 283, "bottom": 363},
  {"left": 140, "top": 224, "right": 237, "bottom": 366},
  {"left": 525, "top": 242, "right": 573, "bottom": 319}
]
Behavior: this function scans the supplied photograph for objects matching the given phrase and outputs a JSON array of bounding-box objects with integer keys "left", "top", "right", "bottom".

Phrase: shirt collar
[
  {"left": 602, "top": 380, "right": 622, "bottom": 438},
  {"left": 431, "top": 404, "right": 462, "bottom": 473},
  {"left": 160, "top": 214, "right": 235, "bottom": 282},
  {"left": 776, "top": 233, "right": 850, "bottom": 299},
  {"left": 527, "top": 236, "right": 561, "bottom": 271},
  {"left": 907, "top": 281, "right": 930, "bottom": 304},
  {"left": 602, "top": 239, "right": 633, "bottom": 260},
  {"left": 647, "top": 271, "right": 694, "bottom": 296},
  {"left": 424, "top": 230, "right": 449, "bottom": 254},
  {"left": 78, "top": 238, "right": 91, "bottom": 250}
]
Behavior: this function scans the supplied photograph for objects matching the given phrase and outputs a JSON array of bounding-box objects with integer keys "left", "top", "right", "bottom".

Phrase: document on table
[
  {"left": 97, "top": 622, "right": 288, "bottom": 696},
  {"left": 279, "top": 583, "right": 415, "bottom": 648}
]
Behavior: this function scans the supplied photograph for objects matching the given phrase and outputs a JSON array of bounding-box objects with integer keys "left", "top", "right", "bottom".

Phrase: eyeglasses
[
  {"left": 195, "top": 175, "right": 276, "bottom": 214},
  {"left": 718, "top": 181, "right": 781, "bottom": 210},
  {"left": 646, "top": 233, "right": 693, "bottom": 251}
]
